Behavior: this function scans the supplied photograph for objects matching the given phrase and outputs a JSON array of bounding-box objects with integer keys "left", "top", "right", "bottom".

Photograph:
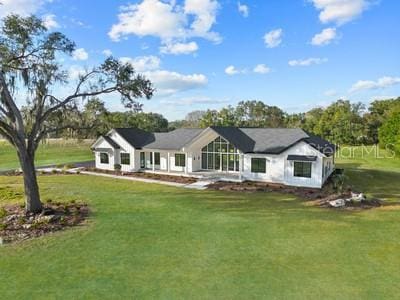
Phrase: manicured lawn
[
  {"left": 336, "top": 145, "right": 400, "bottom": 201},
  {"left": 0, "top": 139, "right": 93, "bottom": 171},
  {"left": 1, "top": 172, "right": 400, "bottom": 299},
  {"left": 336, "top": 145, "right": 400, "bottom": 172},
  {"left": 1, "top": 145, "right": 400, "bottom": 299}
]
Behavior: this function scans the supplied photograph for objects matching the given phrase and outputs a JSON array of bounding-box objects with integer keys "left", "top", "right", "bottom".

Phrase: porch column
[
  {"left": 239, "top": 153, "right": 243, "bottom": 181},
  {"left": 152, "top": 151, "right": 155, "bottom": 172},
  {"left": 167, "top": 152, "right": 170, "bottom": 173},
  {"left": 185, "top": 153, "right": 188, "bottom": 174}
]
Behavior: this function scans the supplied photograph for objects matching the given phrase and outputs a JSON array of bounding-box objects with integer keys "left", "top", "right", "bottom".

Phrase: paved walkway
[
  {"left": 1, "top": 161, "right": 216, "bottom": 190},
  {"left": 78, "top": 170, "right": 195, "bottom": 188},
  {"left": 184, "top": 180, "right": 216, "bottom": 190},
  {"left": 77, "top": 170, "right": 217, "bottom": 190},
  {"left": 0, "top": 161, "right": 95, "bottom": 175}
]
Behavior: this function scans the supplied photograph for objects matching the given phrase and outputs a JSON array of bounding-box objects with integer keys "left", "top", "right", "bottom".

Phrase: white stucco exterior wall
[{"left": 242, "top": 141, "right": 326, "bottom": 188}]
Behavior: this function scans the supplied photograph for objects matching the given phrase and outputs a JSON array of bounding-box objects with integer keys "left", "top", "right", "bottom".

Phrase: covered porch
[{"left": 137, "top": 134, "right": 246, "bottom": 181}]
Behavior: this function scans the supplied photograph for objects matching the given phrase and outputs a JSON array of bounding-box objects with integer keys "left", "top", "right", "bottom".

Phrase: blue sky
[{"left": 1, "top": 0, "right": 399, "bottom": 120}]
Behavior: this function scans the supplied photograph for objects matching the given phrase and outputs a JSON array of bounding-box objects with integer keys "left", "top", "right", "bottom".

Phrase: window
[
  {"left": 201, "top": 136, "right": 239, "bottom": 171},
  {"left": 140, "top": 152, "right": 145, "bottom": 168},
  {"left": 202, "top": 153, "right": 207, "bottom": 169},
  {"left": 294, "top": 161, "right": 312, "bottom": 178},
  {"left": 154, "top": 152, "right": 160, "bottom": 165},
  {"left": 251, "top": 158, "right": 266, "bottom": 173},
  {"left": 120, "top": 153, "right": 130, "bottom": 165},
  {"left": 100, "top": 153, "right": 109, "bottom": 164},
  {"left": 175, "top": 154, "right": 186, "bottom": 167}
]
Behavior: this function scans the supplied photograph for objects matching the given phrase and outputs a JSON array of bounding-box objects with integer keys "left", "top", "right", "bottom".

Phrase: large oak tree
[{"left": 0, "top": 15, "right": 154, "bottom": 213}]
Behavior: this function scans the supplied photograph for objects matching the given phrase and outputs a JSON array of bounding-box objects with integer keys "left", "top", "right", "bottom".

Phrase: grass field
[
  {"left": 0, "top": 139, "right": 93, "bottom": 171},
  {"left": 0, "top": 146, "right": 400, "bottom": 299}
]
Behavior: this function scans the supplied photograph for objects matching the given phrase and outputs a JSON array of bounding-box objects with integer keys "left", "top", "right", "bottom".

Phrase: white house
[{"left": 91, "top": 127, "right": 336, "bottom": 188}]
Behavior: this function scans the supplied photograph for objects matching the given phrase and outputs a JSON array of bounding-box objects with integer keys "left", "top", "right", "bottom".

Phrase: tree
[
  {"left": 311, "top": 100, "right": 365, "bottom": 144},
  {"left": 199, "top": 109, "right": 220, "bottom": 127},
  {"left": 104, "top": 111, "right": 168, "bottom": 133},
  {"left": 364, "top": 97, "right": 400, "bottom": 144},
  {"left": 285, "top": 113, "right": 305, "bottom": 128},
  {"left": 235, "top": 100, "right": 285, "bottom": 127},
  {"left": 0, "top": 15, "right": 153, "bottom": 213},
  {"left": 184, "top": 110, "right": 206, "bottom": 127},
  {"left": 378, "top": 104, "right": 400, "bottom": 153}
]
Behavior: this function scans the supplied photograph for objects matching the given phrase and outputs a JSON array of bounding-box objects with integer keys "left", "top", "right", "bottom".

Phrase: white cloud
[
  {"left": 264, "top": 28, "right": 283, "bottom": 48},
  {"left": 311, "top": 27, "right": 337, "bottom": 46},
  {"left": 324, "top": 89, "right": 337, "bottom": 97},
  {"left": 288, "top": 57, "right": 328, "bottom": 67},
  {"left": 117, "top": 55, "right": 207, "bottom": 95},
  {"left": 109, "top": 0, "right": 185, "bottom": 41},
  {"left": 68, "top": 65, "right": 86, "bottom": 80},
  {"left": 225, "top": 65, "right": 242, "bottom": 75},
  {"left": 145, "top": 70, "right": 208, "bottom": 96},
  {"left": 253, "top": 64, "right": 270, "bottom": 74},
  {"left": 108, "top": 0, "right": 221, "bottom": 47},
  {"left": 310, "top": 0, "right": 369, "bottom": 25},
  {"left": 42, "top": 14, "right": 59, "bottom": 30},
  {"left": 102, "top": 49, "right": 113, "bottom": 56},
  {"left": 184, "top": 0, "right": 220, "bottom": 42},
  {"left": 350, "top": 76, "right": 400, "bottom": 93},
  {"left": 0, "top": 0, "right": 48, "bottom": 18},
  {"left": 72, "top": 48, "right": 89, "bottom": 61},
  {"left": 160, "top": 41, "right": 198, "bottom": 55},
  {"left": 119, "top": 55, "right": 161, "bottom": 72},
  {"left": 237, "top": 2, "right": 249, "bottom": 17}
]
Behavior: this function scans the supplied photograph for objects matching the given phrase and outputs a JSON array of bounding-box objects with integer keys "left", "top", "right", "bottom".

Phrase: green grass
[
  {"left": 336, "top": 145, "right": 400, "bottom": 172},
  {"left": 0, "top": 139, "right": 93, "bottom": 171},
  {"left": 336, "top": 145, "right": 400, "bottom": 201},
  {"left": 0, "top": 145, "right": 400, "bottom": 299}
]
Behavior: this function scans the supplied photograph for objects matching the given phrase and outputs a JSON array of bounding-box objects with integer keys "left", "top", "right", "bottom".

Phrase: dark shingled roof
[
  {"left": 102, "top": 136, "right": 120, "bottom": 149},
  {"left": 143, "top": 128, "right": 204, "bottom": 150},
  {"left": 113, "top": 128, "right": 154, "bottom": 149},
  {"left": 287, "top": 155, "right": 317, "bottom": 162},
  {"left": 304, "top": 133, "right": 336, "bottom": 156},
  {"left": 107, "top": 127, "right": 335, "bottom": 155}
]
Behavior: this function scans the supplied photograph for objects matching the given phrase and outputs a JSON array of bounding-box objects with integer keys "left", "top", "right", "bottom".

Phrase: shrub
[
  {"left": 114, "top": 164, "right": 121, "bottom": 172},
  {"left": 64, "top": 163, "right": 75, "bottom": 169},
  {"left": 332, "top": 173, "right": 346, "bottom": 193}
]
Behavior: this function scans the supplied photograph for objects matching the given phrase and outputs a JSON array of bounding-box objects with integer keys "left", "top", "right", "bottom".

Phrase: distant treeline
[{"left": 50, "top": 97, "right": 400, "bottom": 152}]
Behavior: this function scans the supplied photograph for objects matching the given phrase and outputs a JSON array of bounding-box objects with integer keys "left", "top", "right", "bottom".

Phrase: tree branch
[{"left": 0, "top": 72, "right": 25, "bottom": 136}]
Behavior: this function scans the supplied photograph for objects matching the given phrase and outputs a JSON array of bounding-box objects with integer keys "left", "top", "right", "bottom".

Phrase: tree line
[{"left": 58, "top": 98, "right": 400, "bottom": 152}]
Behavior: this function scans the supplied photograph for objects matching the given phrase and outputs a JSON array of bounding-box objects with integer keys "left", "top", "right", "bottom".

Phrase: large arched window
[{"left": 201, "top": 137, "right": 239, "bottom": 171}]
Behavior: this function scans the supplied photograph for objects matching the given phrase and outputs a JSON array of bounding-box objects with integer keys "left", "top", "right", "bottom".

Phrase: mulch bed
[
  {"left": 83, "top": 168, "right": 197, "bottom": 184},
  {"left": 207, "top": 180, "right": 384, "bottom": 211},
  {"left": 0, "top": 202, "right": 89, "bottom": 245},
  {"left": 207, "top": 180, "right": 329, "bottom": 200}
]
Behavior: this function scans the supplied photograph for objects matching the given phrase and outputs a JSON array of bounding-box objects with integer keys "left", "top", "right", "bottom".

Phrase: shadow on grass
[{"left": 344, "top": 167, "right": 400, "bottom": 201}]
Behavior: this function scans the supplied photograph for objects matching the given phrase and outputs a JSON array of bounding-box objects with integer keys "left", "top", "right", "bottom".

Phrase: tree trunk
[{"left": 19, "top": 151, "right": 42, "bottom": 213}]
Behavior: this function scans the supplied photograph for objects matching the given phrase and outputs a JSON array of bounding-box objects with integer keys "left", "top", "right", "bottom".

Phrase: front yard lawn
[
  {"left": 1, "top": 173, "right": 400, "bottom": 299},
  {"left": 0, "top": 140, "right": 93, "bottom": 171}
]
